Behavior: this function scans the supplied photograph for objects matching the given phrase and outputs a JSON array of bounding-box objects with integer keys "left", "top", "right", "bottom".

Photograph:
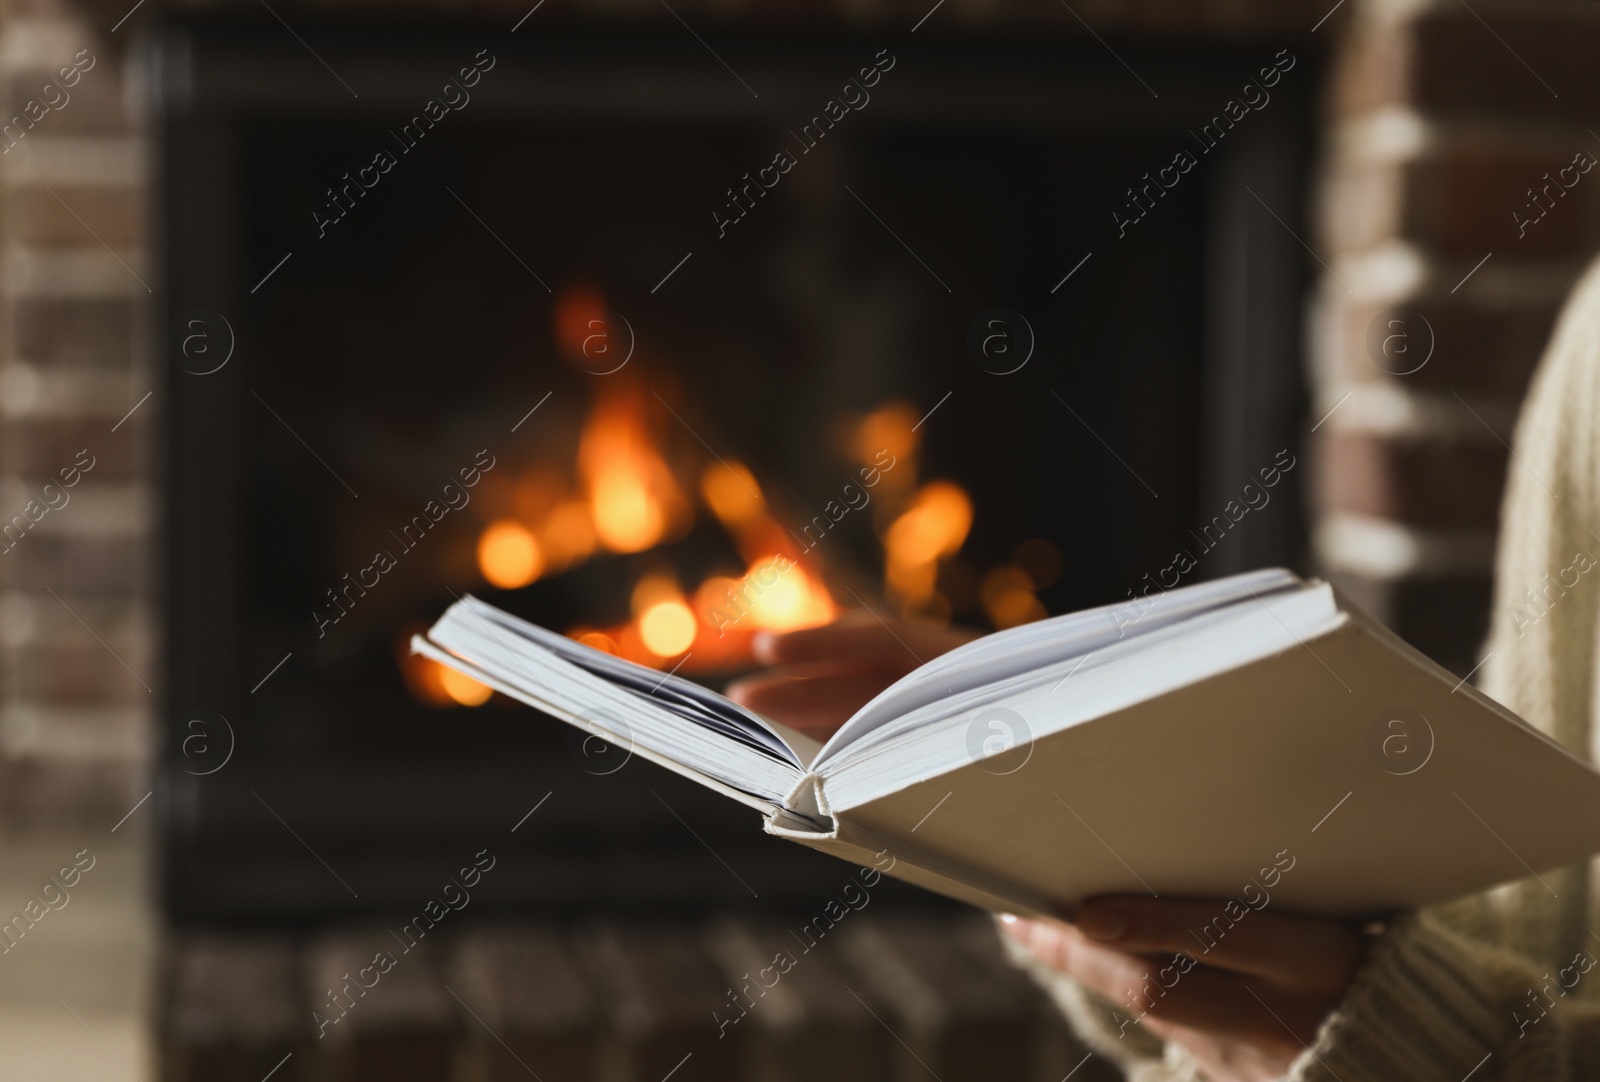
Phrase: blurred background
[{"left": 0, "top": 0, "right": 1592, "bottom": 1077}]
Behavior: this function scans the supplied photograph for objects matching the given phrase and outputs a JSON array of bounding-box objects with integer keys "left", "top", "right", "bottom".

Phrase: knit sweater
[{"left": 1006, "top": 256, "right": 1600, "bottom": 1081}]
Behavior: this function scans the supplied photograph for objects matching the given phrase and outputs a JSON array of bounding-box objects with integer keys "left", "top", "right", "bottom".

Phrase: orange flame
[
  {"left": 848, "top": 402, "right": 920, "bottom": 491},
  {"left": 740, "top": 556, "right": 835, "bottom": 632},
  {"left": 438, "top": 667, "right": 493, "bottom": 706},
  {"left": 632, "top": 574, "right": 697, "bottom": 658},
  {"left": 981, "top": 564, "right": 1047, "bottom": 629},
  {"left": 397, "top": 630, "right": 493, "bottom": 707},
  {"left": 701, "top": 462, "right": 765, "bottom": 531},
  {"left": 884, "top": 481, "right": 972, "bottom": 609},
  {"left": 539, "top": 500, "right": 597, "bottom": 571},
  {"left": 579, "top": 384, "right": 686, "bottom": 554},
  {"left": 477, "top": 520, "right": 544, "bottom": 589}
]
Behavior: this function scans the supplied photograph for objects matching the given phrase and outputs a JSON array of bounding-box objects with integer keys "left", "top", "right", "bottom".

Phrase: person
[{"left": 726, "top": 261, "right": 1600, "bottom": 1080}]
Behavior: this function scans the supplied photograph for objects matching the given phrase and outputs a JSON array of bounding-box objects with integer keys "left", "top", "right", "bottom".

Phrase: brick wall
[
  {"left": 1312, "top": 0, "right": 1600, "bottom": 674},
  {"left": 0, "top": 8, "right": 149, "bottom": 826}
]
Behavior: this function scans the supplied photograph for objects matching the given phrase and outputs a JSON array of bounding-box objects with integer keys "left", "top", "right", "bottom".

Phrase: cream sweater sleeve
[
  {"left": 1282, "top": 912, "right": 1600, "bottom": 1082},
  {"left": 1287, "top": 255, "right": 1600, "bottom": 1081},
  {"left": 1009, "top": 256, "right": 1600, "bottom": 1081}
]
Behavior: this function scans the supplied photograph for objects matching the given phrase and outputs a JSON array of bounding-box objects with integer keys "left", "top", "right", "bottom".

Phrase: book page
[{"left": 813, "top": 568, "right": 1306, "bottom": 771}]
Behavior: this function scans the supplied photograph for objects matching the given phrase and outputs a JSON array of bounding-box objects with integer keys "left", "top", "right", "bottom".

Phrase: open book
[{"left": 414, "top": 569, "right": 1600, "bottom": 919}]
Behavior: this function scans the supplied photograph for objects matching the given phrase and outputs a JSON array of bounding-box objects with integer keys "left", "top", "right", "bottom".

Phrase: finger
[
  {"left": 1072, "top": 895, "right": 1367, "bottom": 990},
  {"left": 1003, "top": 918, "right": 1235, "bottom": 1030},
  {"left": 1001, "top": 919, "right": 1317, "bottom": 1054},
  {"left": 724, "top": 661, "right": 906, "bottom": 734},
  {"left": 753, "top": 612, "right": 974, "bottom": 668}
]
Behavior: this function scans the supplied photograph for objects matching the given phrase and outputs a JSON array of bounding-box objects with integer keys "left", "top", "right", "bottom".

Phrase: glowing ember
[
  {"left": 573, "top": 629, "right": 619, "bottom": 655},
  {"left": 639, "top": 601, "right": 696, "bottom": 657},
  {"left": 397, "top": 630, "right": 484, "bottom": 707},
  {"left": 700, "top": 461, "right": 765, "bottom": 530},
  {"left": 397, "top": 356, "right": 1000, "bottom": 698},
  {"left": 693, "top": 575, "right": 746, "bottom": 623},
  {"left": 592, "top": 473, "right": 661, "bottom": 552},
  {"left": 883, "top": 480, "right": 972, "bottom": 612},
  {"left": 981, "top": 564, "right": 1047, "bottom": 629},
  {"left": 632, "top": 575, "right": 697, "bottom": 658},
  {"left": 886, "top": 482, "right": 972, "bottom": 565},
  {"left": 849, "top": 402, "right": 920, "bottom": 480},
  {"left": 579, "top": 385, "right": 685, "bottom": 554},
  {"left": 439, "top": 666, "right": 493, "bottom": 706},
  {"left": 539, "top": 500, "right": 597, "bottom": 569},
  {"left": 477, "top": 520, "right": 544, "bottom": 589},
  {"left": 742, "top": 557, "right": 835, "bottom": 631},
  {"left": 397, "top": 652, "right": 456, "bottom": 707}
]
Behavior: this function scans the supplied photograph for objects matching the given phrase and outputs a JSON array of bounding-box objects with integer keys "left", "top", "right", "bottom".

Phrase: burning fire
[
  {"left": 633, "top": 575, "right": 698, "bottom": 658},
  {"left": 884, "top": 481, "right": 972, "bottom": 613},
  {"left": 470, "top": 380, "right": 685, "bottom": 589},
  {"left": 740, "top": 556, "right": 834, "bottom": 631},
  {"left": 416, "top": 282, "right": 1051, "bottom": 708},
  {"left": 396, "top": 629, "right": 494, "bottom": 707},
  {"left": 700, "top": 462, "right": 765, "bottom": 532},
  {"left": 579, "top": 383, "right": 687, "bottom": 554},
  {"left": 468, "top": 373, "right": 831, "bottom": 669},
  {"left": 980, "top": 565, "right": 1047, "bottom": 629},
  {"left": 438, "top": 667, "right": 493, "bottom": 706},
  {"left": 448, "top": 365, "right": 987, "bottom": 687},
  {"left": 847, "top": 401, "right": 920, "bottom": 491},
  {"left": 477, "top": 520, "right": 543, "bottom": 589},
  {"left": 539, "top": 500, "right": 596, "bottom": 567}
]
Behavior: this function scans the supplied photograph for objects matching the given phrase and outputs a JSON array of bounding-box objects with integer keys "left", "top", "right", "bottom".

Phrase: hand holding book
[
  {"left": 1001, "top": 900, "right": 1369, "bottom": 1081},
  {"left": 738, "top": 612, "right": 1372, "bottom": 1080}
]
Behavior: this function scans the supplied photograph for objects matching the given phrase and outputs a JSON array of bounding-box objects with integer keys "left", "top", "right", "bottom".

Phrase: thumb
[{"left": 998, "top": 913, "right": 1078, "bottom": 973}]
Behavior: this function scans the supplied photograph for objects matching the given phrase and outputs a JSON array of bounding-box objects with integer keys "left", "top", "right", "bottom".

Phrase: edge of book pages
[{"left": 410, "top": 632, "right": 794, "bottom": 818}]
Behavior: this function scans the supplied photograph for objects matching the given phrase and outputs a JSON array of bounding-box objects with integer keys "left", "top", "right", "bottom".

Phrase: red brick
[
  {"left": 451, "top": 928, "right": 603, "bottom": 1082},
  {"left": 0, "top": 421, "right": 134, "bottom": 480},
  {"left": 4, "top": 185, "right": 140, "bottom": 247},
  {"left": 838, "top": 916, "right": 1045, "bottom": 1082},
  {"left": 161, "top": 933, "right": 307, "bottom": 1082},
  {"left": 1332, "top": 13, "right": 1600, "bottom": 121},
  {"left": 1410, "top": 13, "right": 1600, "bottom": 122},
  {"left": 1333, "top": 296, "right": 1560, "bottom": 398},
  {"left": 10, "top": 639, "right": 146, "bottom": 703},
  {"left": 1328, "top": 19, "right": 1414, "bottom": 116},
  {"left": 2, "top": 56, "right": 127, "bottom": 137},
  {"left": 1408, "top": 146, "right": 1598, "bottom": 257},
  {"left": 580, "top": 923, "right": 748, "bottom": 1081},
  {"left": 7, "top": 297, "right": 135, "bottom": 368},
  {"left": 0, "top": 533, "right": 144, "bottom": 594},
  {"left": 1314, "top": 429, "right": 1508, "bottom": 530},
  {"left": 308, "top": 929, "right": 460, "bottom": 1082},
  {"left": 0, "top": 750, "right": 139, "bottom": 827}
]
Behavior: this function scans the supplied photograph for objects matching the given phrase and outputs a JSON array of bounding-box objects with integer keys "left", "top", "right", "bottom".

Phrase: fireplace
[
  {"left": 0, "top": 0, "right": 1590, "bottom": 1072},
  {"left": 156, "top": 15, "right": 1318, "bottom": 927}
]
